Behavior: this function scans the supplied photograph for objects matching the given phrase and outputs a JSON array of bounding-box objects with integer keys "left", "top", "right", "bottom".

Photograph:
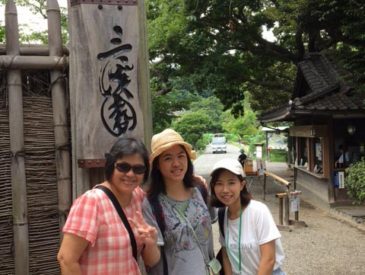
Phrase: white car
[{"left": 211, "top": 136, "right": 227, "bottom": 154}]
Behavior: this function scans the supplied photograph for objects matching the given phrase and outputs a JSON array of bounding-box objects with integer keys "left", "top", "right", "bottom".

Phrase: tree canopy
[{"left": 147, "top": 0, "right": 365, "bottom": 114}]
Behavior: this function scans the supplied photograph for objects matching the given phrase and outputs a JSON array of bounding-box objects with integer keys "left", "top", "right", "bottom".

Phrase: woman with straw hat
[{"left": 142, "top": 129, "right": 218, "bottom": 275}]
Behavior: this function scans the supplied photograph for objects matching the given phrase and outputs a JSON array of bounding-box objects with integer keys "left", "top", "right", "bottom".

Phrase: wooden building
[{"left": 261, "top": 53, "right": 365, "bottom": 205}]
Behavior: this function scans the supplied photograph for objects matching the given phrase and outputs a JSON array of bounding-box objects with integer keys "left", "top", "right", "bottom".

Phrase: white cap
[{"left": 211, "top": 158, "right": 246, "bottom": 177}]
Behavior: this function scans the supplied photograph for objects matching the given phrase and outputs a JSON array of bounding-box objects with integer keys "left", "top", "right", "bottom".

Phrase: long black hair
[
  {"left": 147, "top": 145, "right": 195, "bottom": 200},
  {"left": 104, "top": 137, "right": 150, "bottom": 183},
  {"left": 210, "top": 168, "right": 252, "bottom": 208}
]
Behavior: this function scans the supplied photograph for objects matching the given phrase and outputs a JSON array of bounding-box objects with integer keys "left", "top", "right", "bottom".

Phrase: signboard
[{"left": 69, "top": 1, "right": 151, "bottom": 195}]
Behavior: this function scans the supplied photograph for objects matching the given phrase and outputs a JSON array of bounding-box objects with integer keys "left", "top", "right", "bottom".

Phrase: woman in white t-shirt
[{"left": 210, "top": 158, "right": 285, "bottom": 275}]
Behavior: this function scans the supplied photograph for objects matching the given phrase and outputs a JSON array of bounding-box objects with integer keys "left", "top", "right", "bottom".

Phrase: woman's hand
[
  {"left": 128, "top": 211, "right": 158, "bottom": 247},
  {"left": 128, "top": 211, "right": 160, "bottom": 267}
]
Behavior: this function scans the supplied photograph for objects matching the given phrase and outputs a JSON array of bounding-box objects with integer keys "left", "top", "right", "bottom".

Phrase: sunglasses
[{"left": 114, "top": 162, "right": 146, "bottom": 175}]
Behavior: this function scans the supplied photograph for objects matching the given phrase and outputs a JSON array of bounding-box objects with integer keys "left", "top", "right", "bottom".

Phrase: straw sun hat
[{"left": 150, "top": 129, "right": 197, "bottom": 164}]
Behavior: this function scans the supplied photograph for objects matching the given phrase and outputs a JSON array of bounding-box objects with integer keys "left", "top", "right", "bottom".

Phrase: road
[
  {"left": 194, "top": 143, "right": 240, "bottom": 179},
  {"left": 193, "top": 144, "right": 365, "bottom": 275}
]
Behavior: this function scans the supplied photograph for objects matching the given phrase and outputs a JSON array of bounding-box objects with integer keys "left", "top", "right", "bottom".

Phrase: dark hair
[
  {"left": 147, "top": 145, "right": 194, "bottom": 200},
  {"left": 210, "top": 168, "right": 252, "bottom": 208},
  {"left": 105, "top": 137, "right": 150, "bottom": 183}
]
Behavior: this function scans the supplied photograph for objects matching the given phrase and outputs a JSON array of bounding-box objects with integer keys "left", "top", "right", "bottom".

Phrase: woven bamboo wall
[
  {"left": 0, "top": 71, "right": 63, "bottom": 274},
  {"left": 0, "top": 72, "right": 14, "bottom": 274}
]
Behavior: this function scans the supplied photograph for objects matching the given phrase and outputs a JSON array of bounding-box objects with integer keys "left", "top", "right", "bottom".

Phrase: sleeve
[
  {"left": 62, "top": 191, "right": 100, "bottom": 246},
  {"left": 141, "top": 197, "right": 165, "bottom": 246},
  {"left": 255, "top": 203, "right": 281, "bottom": 245}
]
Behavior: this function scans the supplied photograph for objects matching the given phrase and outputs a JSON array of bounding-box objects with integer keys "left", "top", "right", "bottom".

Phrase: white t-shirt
[{"left": 219, "top": 200, "right": 285, "bottom": 275}]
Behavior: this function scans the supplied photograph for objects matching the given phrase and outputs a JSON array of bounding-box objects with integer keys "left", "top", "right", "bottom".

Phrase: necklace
[{"left": 225, "top": 207, "right": 242, "bottom": 272}]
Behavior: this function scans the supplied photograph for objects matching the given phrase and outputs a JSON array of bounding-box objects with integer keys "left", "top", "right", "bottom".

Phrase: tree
[
  {"left": 189, "top": 96, "right": 224, "bottom": 133},
  {"left": 146, "top": 0, "right": 365, "bottom": 114},
  {"left": 172, "top": 110, "right": 212, "bottom": 149}
]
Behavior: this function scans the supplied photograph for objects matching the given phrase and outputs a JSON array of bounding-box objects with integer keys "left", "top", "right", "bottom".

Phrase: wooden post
[
  {"left": 68, "top": 0, "right": 152, "bottom": 196},
  {"left": 6, "top": 1, "right": 29, "bottom": 274},
  {"left": 284, "top": 188, "right": 290, "bottom": 226},
  {"left": 137, "top": 0, "right": 152, "bottom": 149},
  {"left": 47, "top": 0, "right": 72, "bottom": 230},
  {"left": 263, "top": 173, "right": 267, "bottom": 200}
]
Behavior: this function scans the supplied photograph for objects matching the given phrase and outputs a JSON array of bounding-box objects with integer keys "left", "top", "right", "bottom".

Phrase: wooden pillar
[
  {"left": 47, "top": 0, "right": 72, "bottom": 230},
  {"left": 68, "top": 0, "right": 152, "bottom": 197},
  {"left": 6, "top": 1, "right": 29, "bottom": 274},
  {"left": 327, "top": 118, "right": 336, "bottom": 202}
]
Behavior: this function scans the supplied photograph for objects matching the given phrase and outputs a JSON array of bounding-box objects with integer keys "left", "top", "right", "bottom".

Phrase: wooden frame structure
[
  {"left": 0, "top": 1, "right": 152, "bottom": 274},
  {"left": 0, "top": 1, "right": 70, "bottom": 274}
]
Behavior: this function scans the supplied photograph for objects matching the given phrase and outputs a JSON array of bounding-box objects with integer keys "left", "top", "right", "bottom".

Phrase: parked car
[{"left": 211, "top": 135, "right": 227, "bottom": 154}]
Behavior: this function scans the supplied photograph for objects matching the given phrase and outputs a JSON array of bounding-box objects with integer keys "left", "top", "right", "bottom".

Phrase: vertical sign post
[{"left": 68, "top": 0, "right": 152, "bottom": 196}]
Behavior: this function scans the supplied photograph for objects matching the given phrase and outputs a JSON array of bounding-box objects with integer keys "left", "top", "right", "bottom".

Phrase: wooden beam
[
  {"left": 0, "top": 55, "right": 68, "bottom": 70},
  {"left": 289, "top": 125, "right": 328, "bottom": 137},
  {"left": 264, "top": 171, "right": 291, "bottom": 187},
  {"left": 0, "top": 44, "right": 69, "bottom": 56}
]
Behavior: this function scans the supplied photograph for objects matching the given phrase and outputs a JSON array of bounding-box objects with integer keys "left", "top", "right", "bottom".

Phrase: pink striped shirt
[{"left": 63, "top": 185, "right": 145, "bottom": 274}]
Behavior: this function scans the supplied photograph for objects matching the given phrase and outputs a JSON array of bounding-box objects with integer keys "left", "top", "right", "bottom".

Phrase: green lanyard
[{"left": 225, "top": 208, "right": 242, "bottom": 272}]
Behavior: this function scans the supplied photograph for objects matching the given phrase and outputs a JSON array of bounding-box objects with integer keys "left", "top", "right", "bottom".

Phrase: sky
[{"left": 0, "top": 0, "right": 68, "bottom": 33}]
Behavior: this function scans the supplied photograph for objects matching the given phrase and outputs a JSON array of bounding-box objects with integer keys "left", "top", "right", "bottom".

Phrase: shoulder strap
[
  {"left": 95, "top": 185, "right": 137, "bottom": 261},
  {"left": 196, "top": 183, "right": 208, "bottom": 205},
  {"left": 148, "top": 196, "right": 166, "bottom": 236},
  {"left": 218, "top": 207, "right": 225, "bottom": 238},
  {"left": 147, "top": 196, "right": 168, "bottom": 275}
]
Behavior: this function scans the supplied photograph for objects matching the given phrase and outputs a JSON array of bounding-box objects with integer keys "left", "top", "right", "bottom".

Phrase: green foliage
[
  {"left": 147, "top": 0, "right": 365, "bottom": 114},
  {"left": 222, "top": 91, "right": 260, "bottom": 140},
  {"left": 151, "top": 87, "right": 200, "bottom": 133},
  {"left": 172, "top": 110, "right": 211, "bottom": 149},
  {"left": 190, "top": 96, "right": 224, "bottom": 133},
  {"left": 269, "top": 149, "right": 288, "bottom": 162},
  {"left": 345, "top": 159, "right": 365, "bottom": 205},
  {"left": 0, "top": 26, "right": 4, "bottom": 43},
  {"left": 170, "top": 96, "right": 225, "bottom": 149}
]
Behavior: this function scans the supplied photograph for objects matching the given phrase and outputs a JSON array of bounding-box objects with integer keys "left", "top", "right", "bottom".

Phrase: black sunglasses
[{"left": 114, "top": 162, "right": 146, "bottom": 175}]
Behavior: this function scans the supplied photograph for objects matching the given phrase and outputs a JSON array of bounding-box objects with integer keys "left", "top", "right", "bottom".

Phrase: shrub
[{"left": 345, "top": 158, "right": 365, "bottom": 205}]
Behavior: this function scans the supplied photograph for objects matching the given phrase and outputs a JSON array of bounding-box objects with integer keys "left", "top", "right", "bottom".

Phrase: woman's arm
[
  {"left": 141, "top": 242, "right": 161, "bottom": 267},
  {"left": 257, "top": 240, "right": 276, "bottom": 275},
  {"left": 129, "top": 210, "right": 161, "bottom": 267},
  {"left": 57, "top": 233, "right": 89, "bottom": 275},
  {"left": 222, "top": 247, "right": 233, "bottom": 275}
]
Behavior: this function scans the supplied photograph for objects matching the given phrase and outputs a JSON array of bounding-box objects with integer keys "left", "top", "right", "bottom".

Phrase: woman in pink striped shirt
[{"left": 58, "top": 137, "right": 160, "bottom": 274}]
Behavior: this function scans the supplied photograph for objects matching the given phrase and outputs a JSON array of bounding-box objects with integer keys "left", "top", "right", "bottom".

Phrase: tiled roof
[
  {"left": 260, "top": 53, "right": 365, "bottom": 122},
  {"left": 298, "top": 53, "right": 340, "bottom": 94},
  {"left": 295, "top": 87, "right": 364, "bottom": 111}
]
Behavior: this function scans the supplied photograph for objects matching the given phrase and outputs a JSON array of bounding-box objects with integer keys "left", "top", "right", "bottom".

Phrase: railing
[{"left": 263, "top": 171, "right": 307, "bottom": 231}]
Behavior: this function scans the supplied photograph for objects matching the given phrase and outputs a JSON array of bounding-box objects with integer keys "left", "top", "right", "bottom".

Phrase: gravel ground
[{"left": 212, "top": 176, "right": 365, "bottom": 275}]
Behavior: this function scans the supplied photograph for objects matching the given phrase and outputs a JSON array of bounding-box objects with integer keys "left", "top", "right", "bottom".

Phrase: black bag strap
[
  {"left": 147, "top": 196, "right": 168, "bottom": 275},
  {"left": 218, "top": 207, "right": 225, "bottom": 238},
  {"left": 96, "top": 185, "right": 138, "bottom": 261}
]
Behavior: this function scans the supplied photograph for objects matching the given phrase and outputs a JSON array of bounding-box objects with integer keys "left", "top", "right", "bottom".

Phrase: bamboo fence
[{"left": 0, "top": 1, "right": 71, "bottom": 274}]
